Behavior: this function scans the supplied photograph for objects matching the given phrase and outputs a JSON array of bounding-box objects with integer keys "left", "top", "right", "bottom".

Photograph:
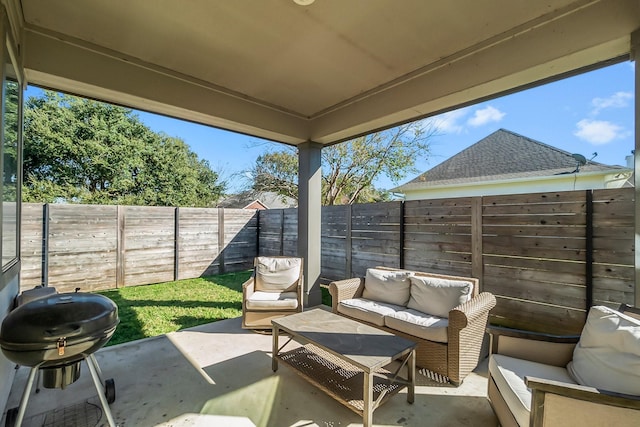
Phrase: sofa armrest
[
  {"left": 328, "top": 278, "right": 364, "bottom": 313},
  {"left": 449, "top": 292, "right": 497, "bottom": 330},
  {"left": 487, "top": 325, "right": 579, "bottom": 367},
  {"left": 526, "top": 376, "right": 640, "bottom": 427}
]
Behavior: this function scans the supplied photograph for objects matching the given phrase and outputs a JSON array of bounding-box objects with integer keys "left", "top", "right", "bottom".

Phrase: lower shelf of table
[{"left": 275, "top": 343, "right": 406, "bottom": 416}]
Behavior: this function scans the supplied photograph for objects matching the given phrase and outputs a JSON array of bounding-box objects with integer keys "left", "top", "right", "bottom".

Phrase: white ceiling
[{"left": 10, "top": 0, "right": 640, "bottom": 145}]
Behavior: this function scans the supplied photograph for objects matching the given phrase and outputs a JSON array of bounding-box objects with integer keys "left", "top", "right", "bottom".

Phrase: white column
[
  {"left": 633, "top": 29, "right": 640, "bottom": 308},
  {"left": 298, "top": 141, "right": 322, "bottom": 306}
]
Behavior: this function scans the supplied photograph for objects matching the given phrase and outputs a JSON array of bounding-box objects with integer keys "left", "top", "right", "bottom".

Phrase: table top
[{"left": 272, "top": 308, "right": 416, "bottom": 371}]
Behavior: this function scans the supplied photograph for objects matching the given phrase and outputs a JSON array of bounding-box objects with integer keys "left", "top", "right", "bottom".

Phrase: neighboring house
[
  {"left": 393, "top": 129, "right": 632, "bottom": 200},
  {"left": 217, "top": 191, "right": 297, "bottom": 210}
]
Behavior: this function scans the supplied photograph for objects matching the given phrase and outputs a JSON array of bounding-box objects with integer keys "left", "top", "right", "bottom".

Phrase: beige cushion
[
  {"left": 490, "top": 354, "right": 577, "bottom": 427},
  {"left": 384, "top": 309, "right": 449, "bottom": 343},
  {"left": 255, "top": 257, "right": 301, "bottom": 292},
  {"left": 337, "top": 298, "right": 403, "bottom": 327},
  {"left": 245, "top": 291, "right": 299, "bottom": 310},
  {"left": 407, "top": 275, "right": 473, "bottom": 318},
  {"left": 362, "top": 268, "right": 413, "bottom": 306},
  {"left": 567, "top": 305, "right": 640, "bottom": 395}
]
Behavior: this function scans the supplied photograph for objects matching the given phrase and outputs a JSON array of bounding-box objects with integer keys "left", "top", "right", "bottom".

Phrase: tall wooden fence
[
  {"left": 21, "top": 204, "right": 257, "bottom": 293},
  {"left": 258, "top": 188, "right": 635, "bottom": 334},
  {"left": 20, "top": 188, "right": 635, "bottom": 334}
]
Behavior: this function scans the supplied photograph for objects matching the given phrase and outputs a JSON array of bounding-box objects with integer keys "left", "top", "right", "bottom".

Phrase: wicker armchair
[
  {"left": 241, "top": 256, "right": 304, "bottom": 329},
  {"left": 487, "top": 304, "right": 640, "bottom": 427},
  {"left": 329, "top": 268, "right": 496, "bottom": 385}
]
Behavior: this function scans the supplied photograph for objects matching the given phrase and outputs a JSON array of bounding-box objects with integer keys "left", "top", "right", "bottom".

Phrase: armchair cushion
[
  {"left": 362, "top": 268, "right": 413, "bottom": 306},
  {"left": 255, "top": 256, "right": 302, "bottom": 292},
  {"left": 567, "top": 305, "right": 640, "bottom": 395},
  {"left": 407, "top": 275, "right": 473, "bottom": 318},
  {"left": 245, "top": 291, "right": 299, "bottom": 310},
  {"left": 337, "top": 298, "right": 403, "bottom": 326},
  {"left": 490, "top": 354, "right": 577, "bottom": 427},
  {"left": 385, "top": 309, "right": 449, "bottom": 343}
]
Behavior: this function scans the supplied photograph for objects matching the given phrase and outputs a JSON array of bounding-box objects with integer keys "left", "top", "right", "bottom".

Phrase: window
[{"left": 2, "top": 40, "right": 20, "bottom": 269}]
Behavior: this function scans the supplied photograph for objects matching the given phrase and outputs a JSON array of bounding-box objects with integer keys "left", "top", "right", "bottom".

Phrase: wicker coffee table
[{"left": 272, "top": 308, "right": 416, "bottom": 427}]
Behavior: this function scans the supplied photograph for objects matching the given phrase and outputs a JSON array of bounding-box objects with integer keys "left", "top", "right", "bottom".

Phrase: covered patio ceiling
[{"left": 10, "top": 0, "right": 640, "bottom": 146}]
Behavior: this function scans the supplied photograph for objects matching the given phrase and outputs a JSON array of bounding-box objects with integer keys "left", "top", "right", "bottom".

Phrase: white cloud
[
  {"left": 574, "top": 119, "right": 626, "bottom": 145},
  {"left": 467, "top": 105, "right": 505, "bottom": 127},
  {"left": 433, "top": 108, "right": 468, "bottom": 134},
  {"left": 591, "top": 91, "right": 632, "bottom": 115}
]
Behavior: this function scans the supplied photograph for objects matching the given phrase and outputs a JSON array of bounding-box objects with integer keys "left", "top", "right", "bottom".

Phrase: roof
[
  {"left": 394, "top": 129, "right": 628, "bottom": 191},
  {"left": 217, "top": 191, "right": 297, "bottom": 210}
]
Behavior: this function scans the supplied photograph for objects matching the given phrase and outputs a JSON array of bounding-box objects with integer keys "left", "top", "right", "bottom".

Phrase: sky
[{"left": 27, "top": 60, "right": 635, "bottom": 194}]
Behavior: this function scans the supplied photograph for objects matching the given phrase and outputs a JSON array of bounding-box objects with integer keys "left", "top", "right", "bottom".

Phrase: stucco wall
[{"left": 401, "top": 173, "right": 630, "bottom": 200}]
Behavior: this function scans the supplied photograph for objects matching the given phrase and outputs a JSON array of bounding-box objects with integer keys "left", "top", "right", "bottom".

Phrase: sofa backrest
[{"left": 374, "top": 266, "right": 480, "bottom": 297}]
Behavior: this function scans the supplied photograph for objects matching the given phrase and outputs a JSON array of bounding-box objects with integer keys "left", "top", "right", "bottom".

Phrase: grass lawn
[
  {"left": 97, "top": 270, "right": 252, "bottom": 346},
  {"left": 97, "top": 271, "right": 333, "bottom": 346}
]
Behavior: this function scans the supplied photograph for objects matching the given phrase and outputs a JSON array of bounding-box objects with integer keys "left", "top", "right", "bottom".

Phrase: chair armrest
[
  {"left": 487, "top": 326, "right": 580, "bottom": 367},
  {"left": 242, "top": 276, "right": 255, "bottom": 298},
  {"left": 526, "top": 376, "right": 640, "bottom": 427},
  {"left": 328, "top": 278, "right": 364, "bottom": 313}
]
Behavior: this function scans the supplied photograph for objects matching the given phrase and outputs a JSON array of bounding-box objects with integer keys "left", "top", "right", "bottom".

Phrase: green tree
[
  {"left": 23, "top": 91, "right": 225, "bottom": 206},
  {"left": 248, "top": 121, "right": 433, "bottom": 205}
]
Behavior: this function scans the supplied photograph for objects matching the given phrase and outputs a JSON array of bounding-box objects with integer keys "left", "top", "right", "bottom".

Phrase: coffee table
[{"left": 271, "top": 308, "right": 416, "bottom": 427}]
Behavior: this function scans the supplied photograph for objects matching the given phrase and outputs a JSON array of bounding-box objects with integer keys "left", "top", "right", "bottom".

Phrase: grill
[{"left": 0, "top": 291, "right": 119, "bottom": 427}]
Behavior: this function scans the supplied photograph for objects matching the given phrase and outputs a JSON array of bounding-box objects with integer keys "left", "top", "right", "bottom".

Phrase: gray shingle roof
[{"left": 395, "top": 129, "right": 627, "bottom": 190}]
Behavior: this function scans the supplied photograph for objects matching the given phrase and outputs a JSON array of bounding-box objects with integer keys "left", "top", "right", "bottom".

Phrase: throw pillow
[
  {"left": 362, "top": 268, "right": 413, "bottom": 306},
  {"left": 567, "top": 305, "right": 640, "bottom": 395},
  {"left": 407, "top": 275, "right": 473, "bottom": 318},
  {"left": 255, "top": 257, "right": 302, "bottom": 293}
]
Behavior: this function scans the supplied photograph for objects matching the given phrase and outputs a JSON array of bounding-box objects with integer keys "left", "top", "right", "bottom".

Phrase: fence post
[
  {"left": 586, "top": 190, "right": 594, "bottom": 310},
  {"left": 399, "top": 201, "right": 405, "bottom": 269},
  {"left": 280, "top": 209, "right": 285, "bottom": 256},
  {"left": 346, "top": 204, "right": 352, "bottom": 278},
  {"left": 471, "top": 197, "right": 483, "bottom": 291},
  {"left": 116, "top": 205, "right": 125, "bottom": 288},
  {"left": 41, "top": 203, "right": 49, "bottom": 287},
  {"left": 174, "top": 207, "right": 180, "bottom": 281},
  {"left": 255, "top": 209, "right": 260, "bottom": 257},
  {"left": 218, "top": 208, "right": 225, "bottom": 274}
]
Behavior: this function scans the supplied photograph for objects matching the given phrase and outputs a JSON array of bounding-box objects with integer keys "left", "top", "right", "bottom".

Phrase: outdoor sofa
[
  {"left": 328, "top": 267, "right": 496, "bottom": 385},
  {"left": 487, "top": 304, "right": 640, "bottom": 427}
]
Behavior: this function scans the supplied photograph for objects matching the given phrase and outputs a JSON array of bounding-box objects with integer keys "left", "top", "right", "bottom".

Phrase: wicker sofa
[{"left": 329, "top": 267, "right": 496, "bottom": 385}]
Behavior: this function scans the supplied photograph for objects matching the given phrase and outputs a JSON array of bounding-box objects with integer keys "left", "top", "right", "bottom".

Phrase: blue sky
[{"left": 27, "top": 60, "right": 635, "bottom": 193}]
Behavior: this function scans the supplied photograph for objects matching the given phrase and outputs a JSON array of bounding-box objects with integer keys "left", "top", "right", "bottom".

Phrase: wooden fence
[
  {"left": 21, "top": 204, "right": 257, "bottom": 293},
  {"left": 258, "top": 188, "right": 635, "bottom": 334},
  {"left": 20, "top": 188, "right": 635, "bottom": 334}
]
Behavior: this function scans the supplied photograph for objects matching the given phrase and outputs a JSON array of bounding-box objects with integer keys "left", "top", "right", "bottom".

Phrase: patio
[{"left": 2, "top": 316, "right": 497, "bottom": 427}]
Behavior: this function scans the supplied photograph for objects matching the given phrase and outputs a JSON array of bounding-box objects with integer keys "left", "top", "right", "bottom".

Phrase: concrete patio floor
[{"left": 2, "top": 316, "right": 498, "bottom": 427}]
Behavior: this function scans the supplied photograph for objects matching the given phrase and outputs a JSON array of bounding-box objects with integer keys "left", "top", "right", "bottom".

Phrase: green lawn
[
  {"left": 97, "top": 270, "right": 252, "bottom": 346},
  {"left": 97, "top": 271, "right": 333, "bottom": 346}
]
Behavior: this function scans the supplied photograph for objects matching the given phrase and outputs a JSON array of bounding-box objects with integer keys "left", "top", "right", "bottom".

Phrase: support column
[
  {"left": 298, "top": 141, "right": 322, "bottom": 307},
  {"left": 633, "top": 28, "right": 640, "bottom": 308}
]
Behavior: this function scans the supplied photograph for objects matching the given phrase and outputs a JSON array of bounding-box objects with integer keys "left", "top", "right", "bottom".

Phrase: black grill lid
[{"left": 0, "top": 292, "right": 119, "bottom": 367}]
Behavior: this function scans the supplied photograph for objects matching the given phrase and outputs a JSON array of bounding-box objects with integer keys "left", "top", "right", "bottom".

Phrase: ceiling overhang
[{"left": 9, "top": 0, "right": 640, "bottom": 145}]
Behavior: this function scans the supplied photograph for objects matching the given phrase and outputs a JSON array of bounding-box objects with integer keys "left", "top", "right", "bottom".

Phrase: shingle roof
[{"left": 394, "top": 129, "right": 627, "bottom": 191}]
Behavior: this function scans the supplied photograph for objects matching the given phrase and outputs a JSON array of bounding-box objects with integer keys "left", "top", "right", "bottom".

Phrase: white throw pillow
[
  {"left": 567, "top": 305, "right": 640, "bottom": 395},
  {"left": 361, "top": 268, "right": 413, "bottom": 306},
  {"left": 255, "top": 257, "right": 302, "bottom": 292},
  {"left": 407, "top": 275, "right": 473, "bottom": 318}
]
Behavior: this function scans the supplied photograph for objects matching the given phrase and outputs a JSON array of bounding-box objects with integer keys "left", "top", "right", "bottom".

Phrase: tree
[
  {"left": 248, "top": 121, "right": 434, "bottom": 205},
  {"left": 23, "top": 91, "right": 225, "bottom": 206}
]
